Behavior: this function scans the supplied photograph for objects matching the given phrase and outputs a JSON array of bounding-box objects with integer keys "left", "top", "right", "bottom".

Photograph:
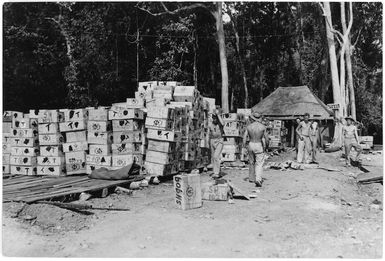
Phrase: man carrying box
[
  {"left": 243, "top": 112, "right": 268, "bottom": 187},
  {"left": 209, "top": 110, "right": 224, "bottom": 178}
]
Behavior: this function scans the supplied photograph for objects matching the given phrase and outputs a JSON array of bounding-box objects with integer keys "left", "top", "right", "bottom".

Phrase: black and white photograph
[{"left": 2, "top": 1, "right": 383, "bottom": 258}]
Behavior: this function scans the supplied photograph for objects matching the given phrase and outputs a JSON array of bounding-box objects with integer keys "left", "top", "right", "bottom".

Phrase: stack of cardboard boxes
[
  {"left": 86, "top": 107, "right": 113, "bottom": 174},
  {"left": 267, "top": 120, "right": 287, "bottom": 148},
  {"left": 109, "top": 103, "right": 145, "bottom": 170},
  {"left": 2, "top": 111, "right": 13, "bottom": 175},
  {"left": 9, "top": 112, "right": 39, "bottom": 175},
  {"left": 220, "top": 113, "right": 246, "bottom": 163}
]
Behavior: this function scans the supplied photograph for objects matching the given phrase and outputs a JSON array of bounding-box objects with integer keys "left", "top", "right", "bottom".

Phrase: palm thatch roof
[{"left": 251, "top": 86, "right": 333, "bottom": 120}]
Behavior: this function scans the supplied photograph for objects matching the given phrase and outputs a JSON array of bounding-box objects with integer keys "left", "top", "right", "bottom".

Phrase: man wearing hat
[
  {"left": 243, "top": 112, "right": 268, "bottom": 187},
  {"left": 343, "top": 116, "right": 361, "bottom": 166}
]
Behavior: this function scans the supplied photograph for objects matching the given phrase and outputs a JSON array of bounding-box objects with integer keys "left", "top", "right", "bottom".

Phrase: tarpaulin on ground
[{"left": 89, "top": 163, "right": 141, "bottom": 180}]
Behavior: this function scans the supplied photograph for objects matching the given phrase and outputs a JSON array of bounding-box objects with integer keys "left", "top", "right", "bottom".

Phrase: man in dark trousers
[{"left": 243, "top": 112, "right": 268, "bottom": 187}]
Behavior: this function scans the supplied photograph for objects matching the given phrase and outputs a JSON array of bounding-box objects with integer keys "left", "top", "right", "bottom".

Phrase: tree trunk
[
  {"left": 323, "top": 2, "right": 341, "bottom": 117},
  {"left": 215, "top": 2, "right": 229, "bottom": 113},
  {"left": 341, "top": 2, "right": 356, "bottom": 119},
  {"left": 230, "top": 17, "right": 248, "bottom": 108}
]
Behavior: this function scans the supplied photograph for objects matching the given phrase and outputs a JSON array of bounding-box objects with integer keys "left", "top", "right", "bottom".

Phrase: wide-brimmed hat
[
  {"left": 250, "top": 112, "right": 262, "bottom": 121},
  {"left": 345, "top": 116, "right": 355, "bottom": 122}
]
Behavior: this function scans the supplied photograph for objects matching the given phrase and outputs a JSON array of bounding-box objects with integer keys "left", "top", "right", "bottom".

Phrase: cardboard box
[
  {"left": 9, "top": 128, "right": 37, "bottom": 138},
  {"left": 145, "top": 117, "right": 175, "bottom": 130},
  {"left": 29, "top": 109, "right": 39, "bottom": 119},
  {"left": 147, "top": 140, "right": 177, "bottom": 153},
  {"left": 147, "top": 129, "right": 181, "bottom": 142},
  {"left": 37, "top": 156, "right": 65, "bottom": 166},
  {"left": 39, "top": 134, "right": 64, "bottom": 145},
  {"left": 60, "top": 108, "right": 88, "bottom": 121},
  {"left": 147, "top": 107, "right": 175, "bottom": 120},
  {"left": 38, "top": 123, "right": 59, "bottom": 134},
  {"left": 10, "top": 166, "right": 37, "bottom": 175},
  {"left": 88, "top": 121, "right": 112, "bottom": 132},
  {"left": 359, "top": 136, "right": 374, "bottom": 142},
  {"left": 66, "top": 162, "right": 86, "bottom": 175},
  {"left": 138, "top": 81, "right": 158, "bottom": 92},
  {"left": 12, "top": 117, "right": 30, "bottom": 129},
  {"left": 112, "top": 119, "right": 143, "bottom": 132},
  {"left": 9, "top": 137, "right": 39, "bottom": 147},
  {"left": 3, "top": 111, "right": 21, "bottom": 122},
  {"left": 144, "top": 161, "right": 179, "bottom": 176},
  {"left": 201, "top": 182, "right": 230, "bottom": 201},
  {"left": 87, "top": 107, "right": 109, "bottom": 121},
  {"left": 40, "top": 146, "right": 64, "bottom": 157},
  {"left": 173, "top": 174, "right": 202, "bottom": 210},
  {"left": 112, "top": 154, "right": 143, "bottom": 167},
  {"left": 37, "top": 165, "right": 66, "bottom": 176},
  {"left": 3, "top": 153, "right": 10, "bottom": 164},
  {"left": 112, "top": 131, "right": 143, "bottom": 144},
  {"left": 146, "top": 150, "right": 177, "bottom": 165},
  {"left": 86, "top": 155, "right": 112, "bottom": 166},
  {"left": 59, "top": 120, "right": 87, "bottom": 132},
  {"left": 153, "top": 89, "right": 173, "bottom": 100},
  {"left": 3, "top": 143, "right": 11, "bottom": 154},
  {"left": 87, "top": 131, "right": 113, "bottom": 144},
  {"left": 38, "top": 110, "right": 64, "bottom": 123},
  {"left": 10, "top": 155, "right": 37, "bottom": 166},
  {"left": 3, "top": 122, "right": 12, "bottom": 134},
  {"left": 108, "top": 107, "right": 144, "bottom": 120},
  {"left": 10, "top": 147, "right": 39, "bottom": 156},
  {"left": 66, "top": 130, "right": 87, "bottom": 143},
  {"left": 111, "top": 143, "right": 144, "bottom": 155},
  {"left": 65, "top": 151, "right": 86, "bottom": 175},
  {"left": 126, "top": 98, "right": 145, "bottom": 108},
  {"left": 62, "top": 141, "right": 88, "bottom": 153},
  {"left": 89, "top": 144, "right": 111, "bottom": 155}
]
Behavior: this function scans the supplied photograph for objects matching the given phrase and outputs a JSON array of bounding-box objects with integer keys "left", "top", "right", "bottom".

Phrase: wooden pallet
[{"left": 3, "top": 174, "right": 144, "bottom": 203}]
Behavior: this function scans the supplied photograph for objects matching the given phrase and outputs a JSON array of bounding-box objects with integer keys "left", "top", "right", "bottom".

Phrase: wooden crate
[
  {"left": 86, "top": 155, "right": 112, "bottom": 166},
  {"left": 9, "top": 128, "right": 37, "bottom": 138},
  {"left": 111, "top": 143, "right": 145, "bottom": 155},
  {"left": 39, "top": 134, "right": 64, "bottom": 146},
  {"left": 37, "top": 165, "right": 66, "bottom": 176},
  {"left": 10, "top": 156, "right": 37, "bottom": 166},
  {"left": 38, "top": 123, "right": 59, "bottom": 134},
  {"left": 87, "top": 131, "right": 113, "bottom": 144},
  {"left": 89, "top": 144, "right": 111, "bottom": 156},
  {"left": 173, "top": 174, "right": 202, "bottom": 210},
  {"left": 88, "top": 121, "right": 112, "bottom": 132},
  {"left": 112, "top": 131, "right": 144, "bottom": 144},
  {"left": 59, "top": 120, "right": 87, "bottom": 132},
  {"left": 112, "top": 119, "right": 143, "bottom": 132},
  {"left": 62, "top": 141, "right": 88, "bottom": 153},
  {"left": 10, "top": 147, "right": 39, "bottom": 156},
  {"left": 66, "top": 130, "right": 87, "bottom": 142},
  {"left": 37, "top": 156, "right": 65, "bottom": 166},
  {"left": 40, "top": 146, "right": 64, "bottom": 157},
  {"left": 10, "top": 166, "right": 37, "bottom": 175},
  {"left": 9, "top": 137, "right": 39, "bottom": 147},
  {"left": 60, "top": 109, "right": 88, "bottom": 121},
  {"left": 108, "top": 107, "right": 144, "bottom": 120},
  {"left": 147, "top": 129, "right": 182, "bottom": 142}
]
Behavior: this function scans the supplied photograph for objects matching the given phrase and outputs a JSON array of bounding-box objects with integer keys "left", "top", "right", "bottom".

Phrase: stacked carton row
[
  {"left": 37, "top": 110, "right": 65, "bottom": 175},
  {"left": 220, "top": 113, "right": 246, "bottom": 162},
  {"left": 2, "top": 111, "right": 13, "bottom": 174},
  {"left": 267, "top": 120, "right": 287, "bottom": 148},
  {"left": 9, "top": 111, "right": 39, "bottom": 175}
]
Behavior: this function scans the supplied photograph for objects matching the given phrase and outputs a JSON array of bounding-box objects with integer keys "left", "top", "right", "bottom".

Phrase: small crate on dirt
[{"left": 173, "top": 173, "right": 202, "bottom": 210}]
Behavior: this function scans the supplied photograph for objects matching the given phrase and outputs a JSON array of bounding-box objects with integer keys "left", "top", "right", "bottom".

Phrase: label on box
[
  {"left": 111, "top": 143, "right": 144, "bottom": 155},
  {"left": 62, "top": 141, "right": 88, "bottom": 153},
  {"left": 29, "top": 109, "right": 40, "bottom": 119},
  {"left": 38, "top": 123, "right": 59, "bottom": 134},
  {"left": 11, "top": 147, "right": 39, "bottom": 156},
  {"left": 112, "top": 119, "right": 143, "bottom": 132},
  {"left": 38, "top": 110, "right": 64, "bottom": 123},
  {"left": 65, "top": 151, "right": 86, "bottom": 164},
  {"left": 60, "top": 109, "right": 88, "bottom": 121},
  {"left": 10, "top": 155, "right": 37, "bottom": 166},
  {"left": 10, "top": 166, "right": 37, "bottom": 175},
  {"left": 112, "top": 154, "right": 143, "bottom": 167},
  {"left": 88, "top": 107, "right": 109, "bottom": 121},
  {"left": 9, "top": 137, "right": 39, "bottom": 147},
  {"left": 173, "top": 174, "right": 202, "bottom": 210},
  {"left": 145, "top": 117, "right": 174, "bottom": 130},
  {"left": 88, "top": 121, "right": 111, "bottom": 132},
  {"left": 39, "top": 134, "right": 64, "bottom": 145},
  {"left": 59, "top": 120, "right": 86, "bottom": 132},
  {"left": 89, "top": 144, "right": 111, "bottom": 155},
  {"left": 66, "top": 162, "right": 86, "bottom": 175},
  {"left": 40, "top": 146, "right": 63, "bottom": 157},
  {"left": 66, "top": 130, "right": 87, "bottom": 143},
  {"left": 9, "top": 128, "right": 37, "bottom": 138},
  {"left": 86, "top": 155, "right": 111, "bottom": 166},
  {"left": 108, "top": 107, "right": 144, "bottom": 120},
  {"left": 37, "top": 165, "right": 66, "bottom": 176},
  {"left": 12, "top": 118, "right": 30, "bottom": 129},
  {"left": 37, "top": 156, "right": 65, "bottom": 166},
  {"left": 126, "top": 98, "right": 145, "bottom": 108},
  {"left": 87, "top": 131, "right": 113, "bottom": 144},
  {"left": 147, "top": 129, "right": 181, "bottom": 142},
  {"left": 112, "top": 131, "right": 143, "bottom": 144}
]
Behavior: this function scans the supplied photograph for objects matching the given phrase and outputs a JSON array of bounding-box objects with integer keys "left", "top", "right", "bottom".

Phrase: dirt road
[{"left": 2, "top": 151, "right": 383, "bottom": 258}]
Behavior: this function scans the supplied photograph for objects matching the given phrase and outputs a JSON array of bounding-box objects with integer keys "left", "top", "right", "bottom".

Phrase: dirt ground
[{"left": 2, "top": 150, "right": 383, "bottom": 258}]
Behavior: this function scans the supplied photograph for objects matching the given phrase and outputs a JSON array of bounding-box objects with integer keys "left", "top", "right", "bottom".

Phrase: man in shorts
[{"left": 343, "top": 116, "right": 361, "bottom": 166}]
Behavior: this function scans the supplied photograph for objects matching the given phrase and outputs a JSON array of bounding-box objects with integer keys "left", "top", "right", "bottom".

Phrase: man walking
[
  {"left": 209, "top": 110, "right": 224, "bottom": 178},
  {"left": 243, "top": 112, "right": 268, "bottom": 187},
  {"left": 296, "top": 113, "right": 312, "bottom": 163},
  {"left": 343, "top": 116, "right": 361, "bottom": 166},
  {"left": 309, "top": 119, "right": 321, "bottom": 164}
]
